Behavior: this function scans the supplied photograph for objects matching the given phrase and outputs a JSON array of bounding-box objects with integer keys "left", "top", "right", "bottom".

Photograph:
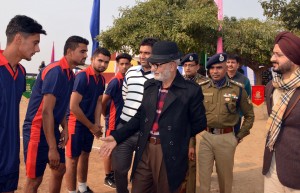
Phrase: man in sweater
[
  {"left": 102, "top": 53, "right": 132, "bottom": 188},
  {"left": 263, "top": 31, "right": 300, "bottom": 193},
  {"left": 111, "top": 38, "right": 157, "bottom": 193}
]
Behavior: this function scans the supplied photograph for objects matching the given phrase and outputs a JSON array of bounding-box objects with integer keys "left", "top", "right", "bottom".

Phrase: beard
[
  {"left": 93, "top": 66, "right": 107, "bottom": 73},
  {"left": 272, "top": 60, "right": 293, "bottom": 74},
  {"left": 272, "top": 67, "right": 282, "bottom": 74},
  {"left": 154, "top": 67, "right": 171, "bottom": 82}
]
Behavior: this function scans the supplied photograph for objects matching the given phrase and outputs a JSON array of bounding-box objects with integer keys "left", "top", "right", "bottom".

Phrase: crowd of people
[{"left": 1, "top": 14, "right": 300, "bottom": 193}]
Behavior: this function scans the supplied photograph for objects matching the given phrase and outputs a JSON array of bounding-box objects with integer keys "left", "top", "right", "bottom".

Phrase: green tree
[
  {"left": 222, "top": 17, "right": 279, "bottom": 84},
  {"left": 260, "top": 0, "right": 300, "bottom": 32},
  {"left": 98, "top": 0, "right": 219, "bottom": 55}
]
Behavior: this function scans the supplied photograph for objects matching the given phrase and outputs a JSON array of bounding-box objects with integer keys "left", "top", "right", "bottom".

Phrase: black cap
[
  {"left": 180, "top": 53, "right": 198, "bottom": 66},
  {"left": 206, "top": 53, "right": 227, "bottom": 69}
]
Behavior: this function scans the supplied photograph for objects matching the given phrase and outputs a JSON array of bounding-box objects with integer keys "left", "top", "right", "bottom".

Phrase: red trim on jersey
[
  {"left": 105, "top": 72, "right": 124, "bottom": 136},
  {"left": 66, "top": 111, "right": 77, "bottom": 158},
  {"left": 85, "top": 65, "right": 101, "bottom": 84},
  {"left": 26, "top": 100, "right": 44, "bottom": 178},
  {"left": 77, "top": 65, "right": 105, "bottom": 86},
  {"left": 106, "top": 101, "right": 117, "bottom": 136},
  {"left": 107, "top": 72, "right": 123, "bottom": 90},
  {"left": 0, "top": 50, "right": 26, "bottom": 80},
  {"left": 42, "top": 57, "right": 72, "bottom": 80},
  {"left": 19, "top": 64, "right": 26, "bottom": 75},
  {"left": 41, "top": 63, "right": 60, "bottom": 80}
]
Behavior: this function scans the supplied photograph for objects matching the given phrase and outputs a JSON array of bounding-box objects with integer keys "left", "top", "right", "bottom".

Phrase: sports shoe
[
  {"left": 77, "top": 186, "right": 93, "bottom": 193},
  {"left": 104, "top": 172, "right": 116, "bottom": 189}
]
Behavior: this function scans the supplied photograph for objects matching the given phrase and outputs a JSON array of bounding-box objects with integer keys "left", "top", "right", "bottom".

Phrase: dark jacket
[
  {"left": 112, "top": 71, "right": 207, "bottom": 191},
  {"left": 263, "top": 81, "right": 300, "bottom": 189}
]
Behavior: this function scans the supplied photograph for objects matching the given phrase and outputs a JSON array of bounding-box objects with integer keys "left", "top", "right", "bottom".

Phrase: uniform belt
[
  {"left": 148, "top": 135, "right": 161, "bottom": 145},
  {"left": 206, "top": 127, "right": 233, "bottom": 134}
]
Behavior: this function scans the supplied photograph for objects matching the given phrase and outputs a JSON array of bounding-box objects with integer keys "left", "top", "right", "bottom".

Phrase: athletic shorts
[
  {"left": 0, "top": 171, "right": 19, "bottom": 192},
  {"left": 66, "top": 125, "right": 94, "bottom": 158},
  {"left": 23, "top": 131, "right": 65, "bottom": 179}
]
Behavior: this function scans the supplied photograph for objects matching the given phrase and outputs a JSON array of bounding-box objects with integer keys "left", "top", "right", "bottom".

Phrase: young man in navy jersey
[
  {"left": 65, "top": 47, "right": 111, "bottom": 193},
  {"left": 23, "top": 36, "right": 89, "bottom": 193},
  {"left": 102, "top": 53, "right": 132, "bottom": 188},
  {"left": 0, "top": 15, "right": 46, "bottom": 193}
]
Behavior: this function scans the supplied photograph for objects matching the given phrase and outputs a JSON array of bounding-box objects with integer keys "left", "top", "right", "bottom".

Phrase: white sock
[
  {"left": 78, "top": 182, "right": 87, "bottom": 192},
  {"left": 68, "top": 191, "right": 76, "bottom": 193}
]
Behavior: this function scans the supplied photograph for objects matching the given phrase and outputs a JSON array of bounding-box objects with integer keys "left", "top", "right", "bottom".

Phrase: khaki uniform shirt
[
  {"left": 200, "top": 78, "right": 254, "bottom": 139},
  {"left": 184, "top": 73, "right": 209, "bottom": 147},
  {"left": 183, "top": 73, "right": 208, "bottom": 84}
]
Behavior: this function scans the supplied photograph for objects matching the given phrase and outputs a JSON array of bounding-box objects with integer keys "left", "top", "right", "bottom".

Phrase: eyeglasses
[
  {"left": 183, "top": 64, "right": 197, "bottom": 68},
  {"left": 149, "top": 61, "right": 170, "bottom": 70}
]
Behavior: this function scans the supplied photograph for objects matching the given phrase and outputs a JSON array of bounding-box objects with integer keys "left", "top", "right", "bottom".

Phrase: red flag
[
  {"left": 252, "top": 85, "right": 265, "bottom": 106},
  {"left": 51, "top": 42, "right": 55, "bottom": 63}
]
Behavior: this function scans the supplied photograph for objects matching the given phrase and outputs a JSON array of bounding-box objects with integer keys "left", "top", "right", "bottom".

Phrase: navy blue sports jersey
[
  {"left": 23, "top": 57, "right": 74, "bottom": 178},
  {"left": 66, "top": 65, "right": 105, "bottom": 157},
  {"left": 0, "top": 50, "right": 26, "bottom": 177},
  {"left": 104, "top": 72, "right": 124, "bottom": 135}
]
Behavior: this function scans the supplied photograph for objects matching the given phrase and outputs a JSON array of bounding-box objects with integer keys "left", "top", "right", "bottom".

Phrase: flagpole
[
  {"left": 215, "top": 0, "right": 223, "bottom": 53},
  {"left": 90, "top": 0, "right": 100, "bottom": 53},
  {"left": 50, "top": 42, "right": 55, "bottom": 63}
]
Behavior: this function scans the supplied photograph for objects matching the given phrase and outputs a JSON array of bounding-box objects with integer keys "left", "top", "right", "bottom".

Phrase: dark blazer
[
  {"left": 263, "top": 81, "right": 300, "bottom": 189},
  {"left": 112, "top": 71, "right": 207, "bottom": 192}
]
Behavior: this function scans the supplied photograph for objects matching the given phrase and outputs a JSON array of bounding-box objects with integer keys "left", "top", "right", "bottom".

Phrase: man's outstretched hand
[{"left": 99, "top": 135, "right": 117, "bottom": 157}]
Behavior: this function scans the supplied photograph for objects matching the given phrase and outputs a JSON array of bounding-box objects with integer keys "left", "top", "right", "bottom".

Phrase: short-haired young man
[
  {"left": 226, "top": 54, "right": 252, "bottom": 134},
  {"left": 112, "top": 38, "right": 157, "bottom": 193},
  {"left": 181, "top": 53, "right": 208, "bottom": 193},
  {"left": 23, "top": 36, "right": 89, "bottom": 193},
  {"left": 102, "top": 53, "right": 132, "bottom": 188},
  {"left": 65, "top": 47, "right": 111, "bottom": 193},
  {"left": 0, "top": 15, "right": 46, "bottom": 193}
]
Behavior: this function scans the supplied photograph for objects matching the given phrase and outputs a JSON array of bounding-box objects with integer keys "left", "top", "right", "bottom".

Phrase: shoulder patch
[
  {"left": 199, "top": 79, "right": 210, "bottom": 86},
  {"left": 229, "top": 79, "right": 245, "bottom": 88}
]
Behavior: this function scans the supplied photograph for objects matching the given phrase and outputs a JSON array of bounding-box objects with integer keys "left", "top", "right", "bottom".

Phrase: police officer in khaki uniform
[
  {"left": 182, "top": 53, "right": 208, "bottom": 83},
  {"left": 198, "top": 53, "right": 254, "bottom": 193},
  {"left": 181, "top": 53, "right": 209, "bottom": 193}
]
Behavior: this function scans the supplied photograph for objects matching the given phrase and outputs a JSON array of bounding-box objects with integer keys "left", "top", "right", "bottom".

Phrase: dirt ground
[{"left": 16, "top": 97, "right": 268, "bottom": 193}]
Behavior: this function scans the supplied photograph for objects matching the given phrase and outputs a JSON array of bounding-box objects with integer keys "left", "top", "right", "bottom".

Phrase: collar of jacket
[{"left": 207, "top": 77, "right": 233, "bottom": 88}]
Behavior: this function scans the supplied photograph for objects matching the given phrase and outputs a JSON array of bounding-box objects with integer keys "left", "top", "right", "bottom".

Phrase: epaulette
[
  {"left": 229, "top": 79, "right": 245, "bottom": 88},
  {"left": 198, "top": 79, "right": 210, "bottom": 86}
]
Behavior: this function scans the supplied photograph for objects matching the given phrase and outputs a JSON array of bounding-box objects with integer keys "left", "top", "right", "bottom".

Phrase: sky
[{"left": 0, "top": 0, "right": 265, "bottom": 73}]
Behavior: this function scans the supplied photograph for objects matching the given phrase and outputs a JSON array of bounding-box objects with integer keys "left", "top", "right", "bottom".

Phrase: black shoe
[
  {"left": 77, "top": 186, "right": 93, "bottom": 193},
  {"left": 104, "top": 173, "right": 116, "bottom": 189}
]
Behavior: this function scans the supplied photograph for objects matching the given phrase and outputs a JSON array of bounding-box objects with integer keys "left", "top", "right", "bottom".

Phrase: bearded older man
[
  {"left": 263, "top": 31, "right": 300, "bottom": 193},
  {"left": 99, "top": 41, "right": 207, "bottom": 193}
]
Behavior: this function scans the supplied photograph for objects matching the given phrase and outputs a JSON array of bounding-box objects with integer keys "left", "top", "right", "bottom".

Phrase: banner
[
  {"left": 23, "top": 78, "right": 36, "bottom": 99},
  {"left": 252, "top": 85, "right": 265, "bottom": 106}
]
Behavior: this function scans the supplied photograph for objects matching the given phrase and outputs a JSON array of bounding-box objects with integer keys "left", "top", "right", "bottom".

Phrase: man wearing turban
[{"left": 263, "top": 31, "right": 300, "bottom": 192}]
